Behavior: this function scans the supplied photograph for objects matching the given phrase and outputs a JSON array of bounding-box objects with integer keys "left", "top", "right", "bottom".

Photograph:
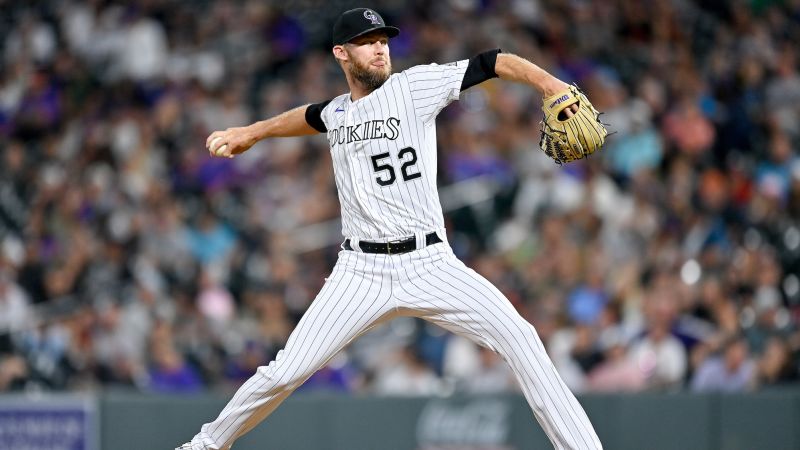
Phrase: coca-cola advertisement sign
[{"left": 416, "top": 399, "right": 515, "bottom": 450}]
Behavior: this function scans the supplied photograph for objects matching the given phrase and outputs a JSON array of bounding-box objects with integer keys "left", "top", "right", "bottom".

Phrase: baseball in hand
[{"left": 210, "top": 137, "right": 230, "bottom": 158}]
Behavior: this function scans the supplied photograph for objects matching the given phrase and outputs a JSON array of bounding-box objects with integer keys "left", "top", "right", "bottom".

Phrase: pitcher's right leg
[{"left": 185, "top": 252, "right": 396, "bottom": 449}]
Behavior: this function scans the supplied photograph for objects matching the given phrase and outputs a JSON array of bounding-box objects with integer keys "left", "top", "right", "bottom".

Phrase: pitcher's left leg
[{"left": 398, "top": 251, "right": 602, "bottom": 450}]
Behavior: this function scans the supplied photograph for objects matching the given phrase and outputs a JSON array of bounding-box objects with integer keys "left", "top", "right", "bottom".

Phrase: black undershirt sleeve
[
  {"left": 304, "top": 99, "right": 332, "bottom": 133},
  {"left": 460, "top": 48, "right": 502, "bottom": 92}
]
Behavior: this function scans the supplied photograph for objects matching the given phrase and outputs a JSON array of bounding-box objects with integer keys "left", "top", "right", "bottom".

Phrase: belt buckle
[{"left": 387, "top": 237, "right": 407, "bottom": 255}]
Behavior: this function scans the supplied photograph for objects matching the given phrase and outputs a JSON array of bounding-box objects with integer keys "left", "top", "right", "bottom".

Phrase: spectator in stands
[
  {"left": 586, "top": 332, "right": 646, "bottom": 392},
  {"left": 691, "top": 335, "right": 756, "bottom": 392},
  {"left": 756, "top": 336, "right": 798, "bottom": 387},
  {"left": 0, "top": 354, "right": 27, "bottom": 391},
  {"left": 628, "top": 285, "right": 687, "bottom": 391},
  {"left": 374, "top": 346, "right": 442, "bottom": 396},
  {"left": 147, "top": 322, "right": 204, "bottom": 394}
]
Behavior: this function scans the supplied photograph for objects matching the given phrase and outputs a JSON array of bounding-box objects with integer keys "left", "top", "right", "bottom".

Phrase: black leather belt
[{"left": 343, "top": 232, "right": 442, "bottom": 254}]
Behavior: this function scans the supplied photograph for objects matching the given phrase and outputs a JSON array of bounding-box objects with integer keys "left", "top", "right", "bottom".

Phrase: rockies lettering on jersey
[
  {"left": 319, "top": 60, "right": 469, "bottom": 240},
  {"left": 326, "top": 117, "right": 401, "bottom": 145}
]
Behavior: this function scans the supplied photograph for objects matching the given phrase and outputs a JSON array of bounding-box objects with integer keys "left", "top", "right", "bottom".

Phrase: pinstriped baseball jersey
[{"left": 319, "top": 60, "right": 469, "bottom": 240}]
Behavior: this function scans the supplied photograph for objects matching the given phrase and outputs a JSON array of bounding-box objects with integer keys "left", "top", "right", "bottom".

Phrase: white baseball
[{"left": 211, "top": 137, "right": 228, "bottom": 157}]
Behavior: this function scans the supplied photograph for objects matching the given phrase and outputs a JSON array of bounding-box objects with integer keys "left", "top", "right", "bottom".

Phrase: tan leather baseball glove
[{"left": 539, "top": 84, "right": 607, "bottom": 164}]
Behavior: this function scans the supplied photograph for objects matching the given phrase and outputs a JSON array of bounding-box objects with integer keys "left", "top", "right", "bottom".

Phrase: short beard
[{"left": 347, "top": 56, "right": 391, "bottom": 91}]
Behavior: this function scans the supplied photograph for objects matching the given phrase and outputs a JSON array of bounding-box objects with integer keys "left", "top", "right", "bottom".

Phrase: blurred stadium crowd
[{"left": 1, "top": 0, "right": 799, "bottom": 396}]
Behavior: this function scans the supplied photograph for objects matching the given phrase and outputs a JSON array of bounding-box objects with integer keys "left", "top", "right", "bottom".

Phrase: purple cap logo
[{"left": 364, "top": 10, "right": 381, "bottom": 25}]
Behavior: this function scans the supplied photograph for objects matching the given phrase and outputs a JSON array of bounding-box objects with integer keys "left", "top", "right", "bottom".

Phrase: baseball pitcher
[{"left": 179, "top": 7, "right": 606, "bottom": 450}]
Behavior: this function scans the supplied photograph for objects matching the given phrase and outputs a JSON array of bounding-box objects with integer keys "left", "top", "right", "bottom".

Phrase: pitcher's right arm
[{"left": 206, "top": 101, "right": 330, "bottom": 158}]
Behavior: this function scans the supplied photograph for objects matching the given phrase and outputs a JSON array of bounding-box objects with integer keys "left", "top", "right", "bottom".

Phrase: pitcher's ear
[{"left": 333, "top": 45, "right": 348, "bottom": 62}]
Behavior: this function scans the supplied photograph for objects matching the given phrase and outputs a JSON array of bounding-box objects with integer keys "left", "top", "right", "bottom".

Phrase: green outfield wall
[{"left": 2, "top": 391, "right": 799, "bottom": 449}]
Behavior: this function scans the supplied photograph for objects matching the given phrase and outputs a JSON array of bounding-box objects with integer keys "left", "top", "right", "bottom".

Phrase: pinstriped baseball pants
[{"left": 187, "top": 242, "right": 602, "bottom": 450}]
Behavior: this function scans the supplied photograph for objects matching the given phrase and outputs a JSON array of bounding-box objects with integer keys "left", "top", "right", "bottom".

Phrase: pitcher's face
[{"left": 337, "top": 31, "right": 392, "bottom": 91}]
